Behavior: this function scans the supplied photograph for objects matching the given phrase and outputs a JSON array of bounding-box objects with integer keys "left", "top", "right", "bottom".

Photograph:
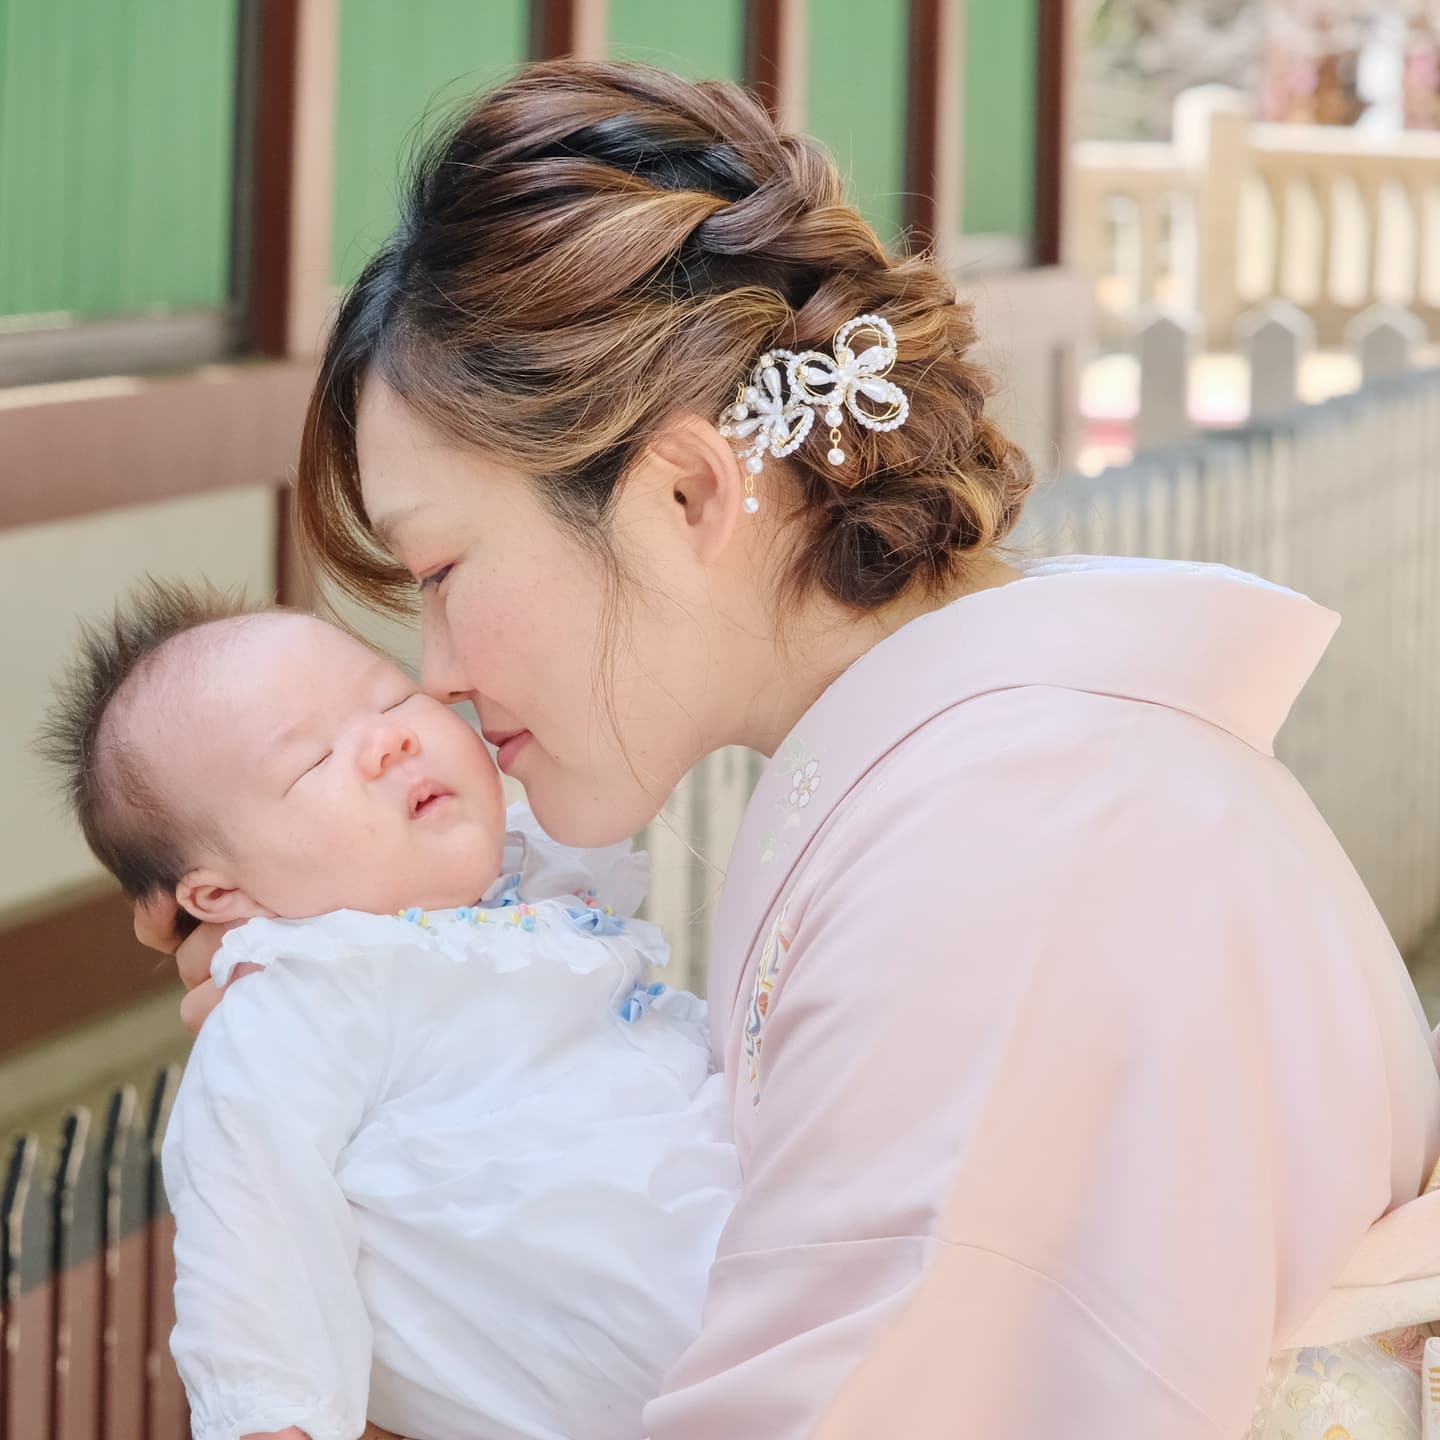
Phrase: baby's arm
[
  {"left": 164, "top": 937, "right": 390, "bottom": 1440},
  {"left": 247, "top": 1427, "right": 404, "bottom": 1440}
]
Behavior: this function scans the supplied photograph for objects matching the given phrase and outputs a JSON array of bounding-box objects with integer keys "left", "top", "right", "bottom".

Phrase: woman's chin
[{"left": 525, "top": 783, "right": 660, "bottom": 851}]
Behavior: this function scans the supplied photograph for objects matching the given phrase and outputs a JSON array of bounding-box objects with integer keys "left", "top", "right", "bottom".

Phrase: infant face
[{"left": 136, "top": 613, "right": 505, "bottom": 923}]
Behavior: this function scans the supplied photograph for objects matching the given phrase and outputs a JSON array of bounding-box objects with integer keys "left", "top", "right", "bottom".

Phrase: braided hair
[{"left": 297, "top": 59, "right": 1033, "bottom": 614}]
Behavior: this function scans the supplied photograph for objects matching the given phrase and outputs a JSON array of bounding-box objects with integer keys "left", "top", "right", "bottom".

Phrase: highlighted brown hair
[{"left": 296, "top": 59, "right": 1032, "bottom": 616}]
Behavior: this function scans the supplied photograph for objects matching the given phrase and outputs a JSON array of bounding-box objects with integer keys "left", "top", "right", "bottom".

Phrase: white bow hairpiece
[{"left": 718, "top": 314, "right": 911, "bottom": 514}]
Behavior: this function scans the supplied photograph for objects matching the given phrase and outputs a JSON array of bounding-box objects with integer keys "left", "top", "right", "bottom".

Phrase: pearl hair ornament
[{"left": 717, "top": 314, "right": 910, "bottom": 515}]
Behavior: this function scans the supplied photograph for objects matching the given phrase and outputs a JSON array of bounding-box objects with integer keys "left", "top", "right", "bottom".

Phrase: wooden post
[
  {"left": 239, "top": 0, "right": 337, "bottom": 609},
  {"left": 532, "top": 0, "right": 607, "bottom": 60},
  {"left": 743, "top": 0, "right": 806, "bottom": 132},
  {"left": 1237, "top": 298, "right": 1314, "bottom": 421},
  {"left": 1, "top": 1135, "right": 53, "bottom": 1440},
  {"left": 904, "top": 0, "right": 961, "bottom": 258},
  {"left": 241, "top": 0, "right": 338, "bottom": 361},
  {"left": 53, "top": 1109, "right": 104, "bottom": 1440},
  {"left": 1034, "top": 0, "right": 1071, "bottom": 269},
  {"left": 101, "top": 1088, "right": 149, "bottom": 1440},
  {"left": 145, "top": 1070, "right": 188, "bottom": 1440}
]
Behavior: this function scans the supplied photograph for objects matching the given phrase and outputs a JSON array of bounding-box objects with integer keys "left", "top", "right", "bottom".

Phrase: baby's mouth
[{"left": 407, "top": 778, "right": 455, "bottom": 819}]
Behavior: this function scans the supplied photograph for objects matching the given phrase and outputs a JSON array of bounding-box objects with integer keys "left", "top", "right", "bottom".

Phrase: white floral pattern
[
  {"left": 756, "top": 737, "right": 822, "bottom": 864},
  {"left": 789, "top": 759, "right": 820, "bottom": 809}
]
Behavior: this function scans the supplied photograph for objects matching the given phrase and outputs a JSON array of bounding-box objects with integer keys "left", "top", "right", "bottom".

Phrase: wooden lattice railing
[{"left": 1, "top": 1069, "right": 187, "bottom": 1440}]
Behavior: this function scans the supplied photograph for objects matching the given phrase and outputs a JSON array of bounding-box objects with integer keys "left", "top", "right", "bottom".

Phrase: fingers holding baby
[{"left": 135, "top": 885, "right": 256, "bottom": 1035}]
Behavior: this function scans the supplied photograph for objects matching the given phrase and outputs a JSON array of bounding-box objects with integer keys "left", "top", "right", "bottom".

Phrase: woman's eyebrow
[{"left": 370, "top": 504, "right": 425, "bottom": 548}]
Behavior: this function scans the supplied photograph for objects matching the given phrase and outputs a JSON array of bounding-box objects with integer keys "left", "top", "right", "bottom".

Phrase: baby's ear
[{"left": 175, "top": 869, "right": 267, "bottom": 926}]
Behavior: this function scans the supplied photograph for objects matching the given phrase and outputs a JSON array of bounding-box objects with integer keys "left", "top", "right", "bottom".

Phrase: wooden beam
[
  {"left": 0, "top": 363, "right": 313, "bottom": 533},
  {"left": 0, "top": 891, "right": 175, "bottom": 1060},
  {"left": 531, "top": 0, "right": 607, "bottom": 60},
  {"left": 1033, "top": 0, "right": 1071, "bottom": 269}
]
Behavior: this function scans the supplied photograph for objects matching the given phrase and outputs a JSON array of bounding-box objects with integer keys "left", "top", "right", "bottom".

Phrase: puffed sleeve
[
  {"left": 163, "top": 930, "right": 395, "bottom": 1440},
  {"left": 648, "top": 715, "right": 1409, "bottom": 1439}
]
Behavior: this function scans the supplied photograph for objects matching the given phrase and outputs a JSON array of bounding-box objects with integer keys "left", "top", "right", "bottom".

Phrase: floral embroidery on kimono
[
  {"left": 742, "top": 899, "right": 793, "bottom": 1103},
  {"left": 758, "top": 738, "right": 820, "bottom": 865},
  {"left": 1245, "top": 1330, "right": 1437, "bottom": 1439}
]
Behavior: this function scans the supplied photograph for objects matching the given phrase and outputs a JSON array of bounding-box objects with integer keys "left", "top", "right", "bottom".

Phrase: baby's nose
[{"left": 365, "top": 724, "right": 420, "bottom": 777}]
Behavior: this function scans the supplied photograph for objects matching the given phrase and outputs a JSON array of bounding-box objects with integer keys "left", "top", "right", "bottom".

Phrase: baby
[{"left": 42, "top": 581, "right": 738, "bottom": 1440}]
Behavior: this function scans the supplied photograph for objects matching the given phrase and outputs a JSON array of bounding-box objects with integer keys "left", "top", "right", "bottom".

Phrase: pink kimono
[{"left": 645, "top": 557, "right": 1440, "bottom": 1439}]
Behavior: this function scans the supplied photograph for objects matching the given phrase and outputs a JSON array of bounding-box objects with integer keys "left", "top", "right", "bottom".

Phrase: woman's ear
[
  {"left": 644, "top": 415, "right": 746, "bottom": 561},
  {"left": 175, "top": 870, "right": 268, "bottom": 927}
]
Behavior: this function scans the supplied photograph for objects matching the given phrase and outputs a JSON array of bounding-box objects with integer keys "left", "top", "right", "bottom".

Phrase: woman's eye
[{"left": 418, "top": 564, "right": 453, "bottom": 594}]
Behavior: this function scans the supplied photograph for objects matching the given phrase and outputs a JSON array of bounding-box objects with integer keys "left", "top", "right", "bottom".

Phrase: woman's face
[{"left": 356, "top": 380, "right": 725, "bottom": 848}]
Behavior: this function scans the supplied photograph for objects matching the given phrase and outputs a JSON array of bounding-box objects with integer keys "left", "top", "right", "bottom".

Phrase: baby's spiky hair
[{"left": 38, "top": 578, "right": 264, "bottom": 937}]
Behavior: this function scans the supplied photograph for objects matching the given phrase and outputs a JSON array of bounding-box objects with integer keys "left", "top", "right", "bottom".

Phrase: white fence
[
  {"left": 1120, "top": 296, "right": 1430, "bottom": 452},
  {"left": 636, "top": 746, "right": 765, "bottom": 993},
  {"left": 642, "top": 368, "right": 1440, "bottom": 986},
  {"left": 1073, "top": 86, "right": 1440, "bottom": 348},
  {"left": 1026, "top": 366, "right": 1440, "bottom": 955}
]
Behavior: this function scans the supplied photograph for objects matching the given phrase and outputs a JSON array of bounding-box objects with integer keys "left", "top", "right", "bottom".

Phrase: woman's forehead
[{"left": 358, "top": 383, "right": 471, "bottom": 522}]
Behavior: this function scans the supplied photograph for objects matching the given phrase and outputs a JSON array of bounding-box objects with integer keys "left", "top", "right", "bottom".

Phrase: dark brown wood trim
[
  {"left": 0, "top": 892, "right": 176, "bottom": 1060},
  {"left": 247, "top": 0, "right": 302, "bottom": 356},
  {"left": 0, "top": 362, "right": 313, "bottom": 533},
  {"left": 1033, "top": 0, "right": 1070, "bottom": 269},
  {"left": 905, "top": 0, "right": 944, "bottom": 250},
  {"left": 531, "top": 0, "right": 577, "bottom": 60},
  {"left": 744, "top": 0, "right": 785, "bottom": 117}
]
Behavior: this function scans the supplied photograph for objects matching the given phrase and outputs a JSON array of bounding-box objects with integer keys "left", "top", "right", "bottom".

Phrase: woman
[{"left": 146, "top": 61, "right": 1440, "bottom": 1437}]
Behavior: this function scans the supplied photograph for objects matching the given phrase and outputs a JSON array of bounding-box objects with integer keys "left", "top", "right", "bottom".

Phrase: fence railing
[
  {"left": 1026, "top": 365, "right": 1440, "bottom": 955},
  {"left": 1073, "top": 85, "right": 1440, "bottom": 348},
  {"left": 1, "top": 1070, "right": 187, "bottom": 1440},
  {"left": 1114, "top": 296, "right": 1430, "bottom": 454},
  {"left": 638, "top": 747, "right": 766, "bottom": 995}
]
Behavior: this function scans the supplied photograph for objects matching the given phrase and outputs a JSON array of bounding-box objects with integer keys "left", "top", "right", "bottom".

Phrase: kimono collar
[{"left": 708, "top": 556, "right": 1340, "bottom": 1022}]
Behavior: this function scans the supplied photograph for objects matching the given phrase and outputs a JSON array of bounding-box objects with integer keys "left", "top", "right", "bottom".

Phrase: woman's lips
[{"left": 485, "top": 729, "right": 532, "bottom": 774}]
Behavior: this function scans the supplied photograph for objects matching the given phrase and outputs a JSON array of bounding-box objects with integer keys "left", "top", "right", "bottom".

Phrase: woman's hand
[{"left": 134, "top": 893, "right": 252, "bottom": 1037}]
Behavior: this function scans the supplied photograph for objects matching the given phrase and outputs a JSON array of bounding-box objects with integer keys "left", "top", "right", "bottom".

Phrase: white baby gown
[{"left": 162, "top": 808, "right": 739, "bottom": 1440}]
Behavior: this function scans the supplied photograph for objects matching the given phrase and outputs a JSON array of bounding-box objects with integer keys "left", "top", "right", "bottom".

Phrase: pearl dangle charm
[{"left": 717, "top": 313, "right": 910, "bottom": 512}]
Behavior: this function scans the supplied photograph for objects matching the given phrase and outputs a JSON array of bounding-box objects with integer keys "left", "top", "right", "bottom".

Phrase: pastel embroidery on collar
[{"left": 743, "top": 899, "right": 794, "bottom": 1105}]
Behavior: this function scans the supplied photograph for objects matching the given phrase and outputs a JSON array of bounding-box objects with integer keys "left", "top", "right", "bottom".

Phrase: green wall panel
[
  {"left": 803, "top": 0, "right": 908, "bottom": 247},
  {"left": 961, "top": 0, "right": 1037, "bottom": 238},
  {"left": 0, "top": 0, "right": 238, "bottom": 319},
  {"left": 607, "top": 0, "right": 744, "bottom": 82},
  {"left": 330, "top": 0, "right": 529, "bottom": 286}
]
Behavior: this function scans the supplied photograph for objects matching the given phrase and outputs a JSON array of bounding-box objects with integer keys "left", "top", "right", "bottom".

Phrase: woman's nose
[
  {"left": 361, "top": 722, "right": 420, "bottom": 779},
  {"left": 420, "top": 617, "right": 471, "bottom": 704}
]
